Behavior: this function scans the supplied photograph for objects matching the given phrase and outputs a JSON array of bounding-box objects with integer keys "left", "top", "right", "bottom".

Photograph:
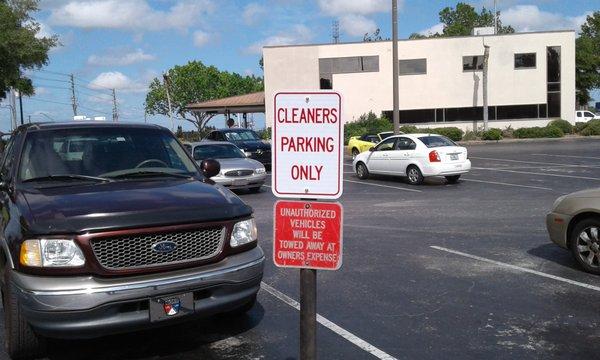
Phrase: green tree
[
  {"left": 145, "top": 60, "right": 264, "bottom": 132},
  {"left": 0, "top": 0, "right": 58, "bottom": 98},
  {"left": 576, "top": 11, "right": 600, "bottom": 106},
  {"left": 412, "top": 2, "right": 514, "bottom": 39}
]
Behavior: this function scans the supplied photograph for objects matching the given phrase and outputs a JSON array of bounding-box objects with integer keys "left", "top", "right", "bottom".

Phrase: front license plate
[
  {"left": 233, "top": 179, "right": 248, "bottom": 186},
  {"left": 450, "top": 154, "right": 459, "bottom": 160},
  {"left": 150, "top": 292, "right": 194, "bottom": 322}
]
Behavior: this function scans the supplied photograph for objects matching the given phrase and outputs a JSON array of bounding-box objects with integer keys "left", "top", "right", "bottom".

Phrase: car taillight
[{"left": 429, "top": 150, "right": 441, "bottom": 162}]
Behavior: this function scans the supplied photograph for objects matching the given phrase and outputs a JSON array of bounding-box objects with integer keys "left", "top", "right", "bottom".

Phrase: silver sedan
[{"left": 189, "top": 141, "right": 267, "bottom": 192}]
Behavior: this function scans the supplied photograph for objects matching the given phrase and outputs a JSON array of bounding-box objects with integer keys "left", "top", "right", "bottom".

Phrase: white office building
[{"left": 263, "top": 30, "right": 575, "bottom": 130}]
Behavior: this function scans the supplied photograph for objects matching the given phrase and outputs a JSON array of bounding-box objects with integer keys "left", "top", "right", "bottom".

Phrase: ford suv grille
[{"left": 91, "top": 227, "right": 226, "bottom": 270}]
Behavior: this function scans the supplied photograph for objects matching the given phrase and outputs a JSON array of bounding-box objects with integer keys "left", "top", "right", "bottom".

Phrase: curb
[{"left": 458, "top": 135, "right": 600, "bottom": 146}]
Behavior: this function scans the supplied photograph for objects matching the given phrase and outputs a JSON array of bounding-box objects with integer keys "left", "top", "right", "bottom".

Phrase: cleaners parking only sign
[
  {"left": 272, "top": 92, "right": 343, "bottom": 199},
  {"left": 273, "top": 200, "right": 343, "bottom": 270}
]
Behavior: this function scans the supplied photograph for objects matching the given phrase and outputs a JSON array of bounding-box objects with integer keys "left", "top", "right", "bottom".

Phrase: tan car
[{"left": 547, "top": 188, "right": 600, "bottom": 274}]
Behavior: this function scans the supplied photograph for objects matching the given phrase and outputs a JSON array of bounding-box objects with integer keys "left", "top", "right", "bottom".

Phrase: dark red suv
[{"left": 0, "top": 122, "right": 264, "bottom": 359}]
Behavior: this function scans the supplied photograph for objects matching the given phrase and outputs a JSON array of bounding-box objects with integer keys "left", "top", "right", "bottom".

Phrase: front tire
[
  {"left": 406, "top": 165, "right": 424, "bottom": 185},
  {"left": 445, "top": 175, "right": 461, "bottom": 184},
  {"left": 570, "top": 218, "right": 600, "bottom": 275},
  {"left": 351, "top": 148, "right": 360, "bottom": 160},
  {"left": 3, "top": 283, "right": 46, "bottom": 360},
  {"left": 356, "top": 162, "right": 369, "bottom": 180}
]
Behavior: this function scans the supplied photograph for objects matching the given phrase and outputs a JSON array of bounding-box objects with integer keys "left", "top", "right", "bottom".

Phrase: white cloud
[
  {"left": 501, "top": 5, "right": 591, "bottom": 32},
  {"left": 88, "top": 71, "right": 146, "bottom": 93},
  {"left": 87, "top": 48, "right": 155, "bottom": 66},
  {"left": 243, "top": 3, "right": 266, "bottom": 26},
  {"left": 49, "top": 0, "right": 215, "bottom": 32},
  {"left": 193, "top": 30, "right": 210, "bottom": 48},
  {"left": 317, "top": 0, "right": 396, "bottom": 16},
  {"left": 339, "top": 14, "right": 377, "bottom": 37},
  {"left": 418, "top": 23, "right": 444, "bottom": 36},
  {"left": 245, "top": 24, "right": 313, "bottom": 54}
]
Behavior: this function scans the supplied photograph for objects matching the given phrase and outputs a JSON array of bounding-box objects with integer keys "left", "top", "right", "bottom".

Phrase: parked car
[
  {"left": 0, "top": 122, "right": 264, "bottom": 359},
  {"left": 547, "top": 188, "right": 600, "bottom": 274},
  {"left": 348, "top": 131, "right": 397, "bottom": 159},
  {"left": 188, "top": 141, "right": 267, "bottom": 192},
  {"left": 204, "top": 128, "right": 271, "bottom": 167},
  {"left": 575, "top": 110, "right": 600, "bottom": 121},
  {"left": 352, "top": 134, "right": 471, "bottom": 185}
]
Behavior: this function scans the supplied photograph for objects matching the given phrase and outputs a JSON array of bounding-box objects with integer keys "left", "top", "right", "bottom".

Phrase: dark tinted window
[
  {"left": 514, "top": 53, "right": 536, "bottom": 69},
  {"left": 547, "top": 47, "right": 561, "bottom": 83},
  {"left": 194, "top": 144, "right": 245, "bottom": 160},
  {"left": 399, "top": 59, "right": 427, "bottom": 75},
  {"left": 548, "top": 92, "right": 561, "bottom": 117},
  {"left": 223, "top": 130, "right": 261, "bottom": 141},
  {"left": 463, "top": 55, "right": 484, "bottom": 71},
  {"left": 419, "top": 136, "right": 456, "bottom": 148},
  {"left": 396, "top": 137, "right": 416, "bottom": 150},
  {"left": 0, "top": 136, "right": 16, "bottom": 180},
  {"left": 497, "top": 104, "right": 538, "bottom": 120}
]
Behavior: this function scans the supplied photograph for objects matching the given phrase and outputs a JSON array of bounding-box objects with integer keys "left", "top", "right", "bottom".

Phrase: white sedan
[{"left": 352, "top": 134, "right": 471, "bottom": 185}]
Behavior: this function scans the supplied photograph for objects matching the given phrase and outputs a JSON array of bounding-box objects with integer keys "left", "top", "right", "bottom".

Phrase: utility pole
[
  {"left": 392, "top": 0, "right": 400, "bottom": 134},
  {"left": 9, "top": 88, "right": 17, "bottom": 130},
  {"left": 112, "top": 89, "right": 119, "bottom": 122},
  {"left": 70, "top": 74, "right": 78, "bottom": 117},
  {"left": 494, "top": 0, "right": 498, "bottom": 34},
  {"left": 163, "top": 73, "right": 174, "bottom": 132},
  {"left": 483, "top": 45, "right": 490, "bottom": 131},
  {"left": 17, "top": 91, "right": 24, "bottom": 126}
]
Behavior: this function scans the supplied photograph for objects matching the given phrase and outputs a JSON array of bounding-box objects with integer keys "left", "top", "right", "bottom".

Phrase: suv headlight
[
  {"left": 244, "top": 151, "right": 253, "bottom": 157},
  {"left": 231, "top": 218, "right": 258, "bottom": 247},
  {"left": 20, "top": 239, "right": 85, "bottom": 267},
  {"left": 255, "top": 167, "right": 266, "bottom": 174}
]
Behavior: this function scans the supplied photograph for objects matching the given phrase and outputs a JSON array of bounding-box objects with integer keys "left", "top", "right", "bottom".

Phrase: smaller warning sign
[{"left": 273, "top": 200, "right": 343, "bottom": 270}]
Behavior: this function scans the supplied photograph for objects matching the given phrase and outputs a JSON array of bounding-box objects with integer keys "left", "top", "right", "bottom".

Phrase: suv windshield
[
  {"left": 418, "top": 136, "right": 456, "bottom": 148},
  {"left": 194, "top": 144, "right": 245, "bottom": 160},
  {"left": 19, "top": 127, "right": 198, "bottom": 182},
  {"left": 223, "top": 130, "right": 261, "bottom": 141}
]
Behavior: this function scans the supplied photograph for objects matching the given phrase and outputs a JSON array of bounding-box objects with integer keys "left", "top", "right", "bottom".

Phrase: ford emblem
[{"left": 151, "top": 241, "right": 177, "bottom": 253}]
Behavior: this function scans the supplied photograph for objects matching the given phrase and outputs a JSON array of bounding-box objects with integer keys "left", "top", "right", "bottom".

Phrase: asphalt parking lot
[{"left": 3, "top": 137, "right": 600, "bottom": 360}]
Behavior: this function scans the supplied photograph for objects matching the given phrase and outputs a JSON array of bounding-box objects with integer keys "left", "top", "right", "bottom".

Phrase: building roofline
[{"left": 263, "top": 29, "right": 576, "bottom": 50}]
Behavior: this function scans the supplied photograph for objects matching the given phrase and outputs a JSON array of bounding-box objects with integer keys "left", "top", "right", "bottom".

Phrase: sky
[{"left": 1, "top": 0, "right": 597, "bottom": 133}]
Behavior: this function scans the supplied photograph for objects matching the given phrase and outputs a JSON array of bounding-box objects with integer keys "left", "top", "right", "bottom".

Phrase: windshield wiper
[
  {"left": 22, "top": 174, "right": 113, "bottom": 183},
  {"left": 107, "top": 170, "right": 192, "bottom": 179}
]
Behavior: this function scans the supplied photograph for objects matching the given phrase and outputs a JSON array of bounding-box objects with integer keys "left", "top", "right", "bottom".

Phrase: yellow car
[{"left": 348, "top": 131, "right": 397, "bottom": 159}]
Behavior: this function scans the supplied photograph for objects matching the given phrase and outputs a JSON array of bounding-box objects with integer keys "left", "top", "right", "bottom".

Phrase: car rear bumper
[
  {"left": 10, "top": 246, "right": 264, "bottom": 339},
  {"left": 422, "top": 159, "right": 471, "bottom": 176},
  {"left": 546, "top": 212, "right": 571, "bottom": 248}
]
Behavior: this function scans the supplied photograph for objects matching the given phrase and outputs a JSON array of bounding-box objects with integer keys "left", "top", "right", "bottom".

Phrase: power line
[{"left": 27, "top": 97, "right": 72, "bottom": 107}]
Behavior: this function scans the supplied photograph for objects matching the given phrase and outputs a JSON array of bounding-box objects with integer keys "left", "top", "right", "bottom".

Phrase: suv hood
[
  {"left": 230, "top": 140, "right": 270, "bottom": 152},
  {"left": 20, "top": 179, "right": 252, "bottom": 234}
]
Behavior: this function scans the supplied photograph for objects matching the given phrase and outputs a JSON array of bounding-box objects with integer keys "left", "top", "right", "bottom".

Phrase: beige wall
[{"left": 263, "top": 31, "right": 576, "bottom": 129}]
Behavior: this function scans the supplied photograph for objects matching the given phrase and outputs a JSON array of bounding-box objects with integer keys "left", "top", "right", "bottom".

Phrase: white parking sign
[{"left": 272, "top": 91, "right": 343, "bottom": 199}]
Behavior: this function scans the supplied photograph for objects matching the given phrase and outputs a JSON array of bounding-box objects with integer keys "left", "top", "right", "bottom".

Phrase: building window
[
  {"left": 514, "top": 53, "right": 536, "bottom": 69},
  {"left": 547, "top": 46, "right": 561, "bottom": 117},
  {"left": 399, "top": 58, "right": 427, "bottom": 75},
  {"left": 319, "top": 56, "right": 379, "bottom": 89},
  {"left": 462, "top": 55, "right": 484, "bottom": 71}
]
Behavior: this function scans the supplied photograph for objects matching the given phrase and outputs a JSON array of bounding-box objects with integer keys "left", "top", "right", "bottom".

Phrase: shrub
[
  {"left": 513, "top": 126, "right": 564, "bottom": 139},
  {"left": 581, "top": 122, "right": 600, "bottom": 136},
  {"left": 398, "top": 125, "right": 418, "bottom": 134},
  {"left": 462, "top": 130, "right": 479, "bottom": 141},
  {"left": 258, "top": 127, "right": 271, "bottom": 140},
  {"left": 502, "top": 125, "right": 514, "bottom": 139},
  {"left": 548, "top": 119, "right": 573, "bottom": 134},
  {"left": 344, "top": 111, "right": 392, "bottom": 144},
  {"left": 429, "top": 127, "right": 464, "bottom": 141},
  {"left": 574, "top": 122, "right": 588, "bottom": 134},
  {"left": 481, "top": 128, "right": 502, "bottom": 141}
]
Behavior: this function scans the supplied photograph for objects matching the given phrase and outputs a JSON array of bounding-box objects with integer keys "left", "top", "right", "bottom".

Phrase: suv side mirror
[{"left": 201, "top": 159, "right": 220, "bottom": 178}]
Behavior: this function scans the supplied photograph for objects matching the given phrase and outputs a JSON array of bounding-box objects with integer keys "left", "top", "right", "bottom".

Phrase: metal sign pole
[{"left": 300, "top": 268, "right": 317, "bottom": 360}]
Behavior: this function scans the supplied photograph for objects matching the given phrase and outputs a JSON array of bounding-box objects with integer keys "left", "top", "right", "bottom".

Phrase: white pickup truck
[{"left": 576, "top": 110, "right": 600, "bottom": 121}]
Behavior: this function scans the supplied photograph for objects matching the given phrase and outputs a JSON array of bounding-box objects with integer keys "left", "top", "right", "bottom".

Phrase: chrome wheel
[
  {"left": 356, "top": 163, "right": 369, "bottom": 180},
  {"left": 352, "top": 149, "right": 359, "bottom": 160},
  {"left": 408, "top": 168, "right": 419, "bottom": 183},
  {"left": 576, "top": 227, "right": 600, "bottom": 268}
]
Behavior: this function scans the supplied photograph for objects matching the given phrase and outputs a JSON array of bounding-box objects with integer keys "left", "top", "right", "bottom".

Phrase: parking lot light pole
[
  {"left": 392, "top": 0, "right": 400, "bottom": 134},
  {"left": 483, "top": 45, "right": 490, "bottom": 131}
]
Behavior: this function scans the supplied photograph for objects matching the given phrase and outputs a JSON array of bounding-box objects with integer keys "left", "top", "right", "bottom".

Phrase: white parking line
[
  {"left": 469, "top": 156, "right": 600, "bottom": 168},
  {"left": 344, "top": 179, "right": 422, "bottom": 193},
  {"left": 532, "top": 153, "right": 600, "bottom": 160},
  {"left": 430, "top": 246, "right": 600, "bottom": 292},
  {"left": 261, "top": 282, "right": 398, "bottom": 360},
  {"left": 461, "top": 178, "right": 553, "bottom": 191},
  {"left": 472, "top": 167, "right": 600, "bottom": 181}
]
